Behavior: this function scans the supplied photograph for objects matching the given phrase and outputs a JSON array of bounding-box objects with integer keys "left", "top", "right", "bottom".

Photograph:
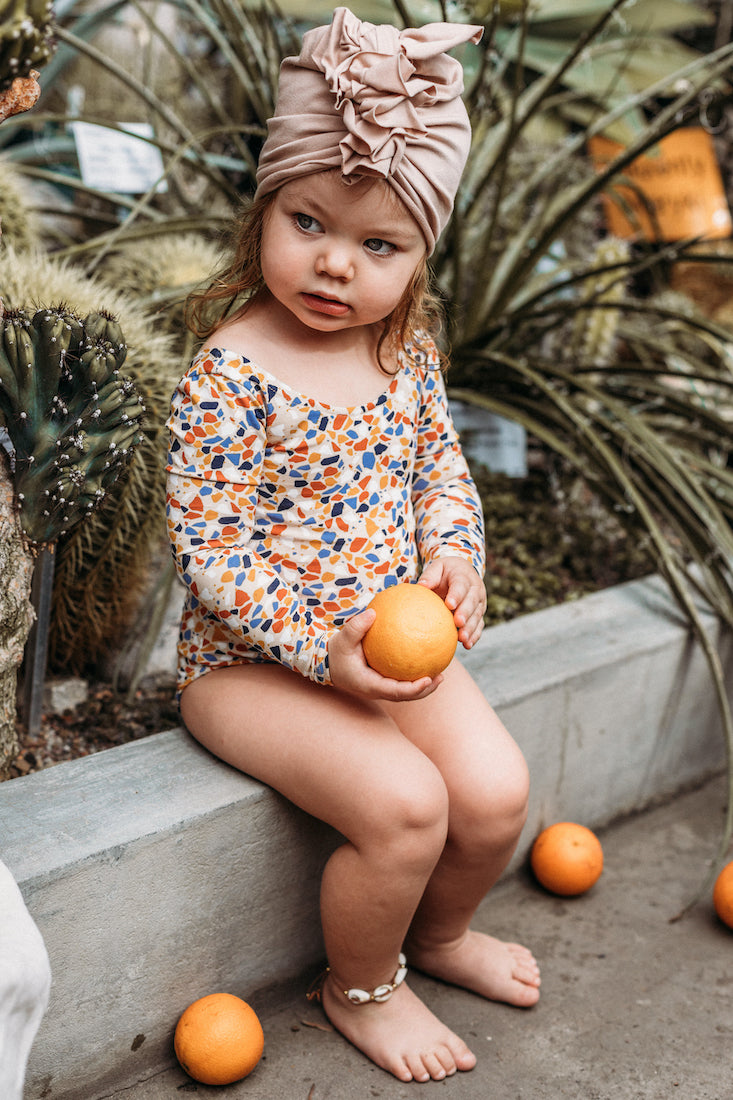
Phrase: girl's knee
[
  {"left": 363, "top": 762, "right": 449, "bottom": 869},
  {"left": 452, "top": 747, "right": 530, "bottom": 850},
  {"left": 500, "top": 748, "right": 531, "bottom": 820}
]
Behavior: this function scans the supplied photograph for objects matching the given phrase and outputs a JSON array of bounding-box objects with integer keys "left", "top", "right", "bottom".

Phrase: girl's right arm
[{"left": 166, "top": 360, "right": 333, "bottom": 684}]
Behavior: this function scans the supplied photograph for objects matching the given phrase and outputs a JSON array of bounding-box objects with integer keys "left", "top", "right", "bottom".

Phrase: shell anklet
[{"left": 307, "top": 953, "right": 408, "bottom": 1005}]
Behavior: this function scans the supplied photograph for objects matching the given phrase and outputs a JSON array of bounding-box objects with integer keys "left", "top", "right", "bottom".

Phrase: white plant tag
[{"left": 71, "top": 121, "right": 166, "bottom": 194}]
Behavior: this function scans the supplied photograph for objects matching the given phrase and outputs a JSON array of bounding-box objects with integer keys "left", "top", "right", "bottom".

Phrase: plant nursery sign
[
  {"left": 589, "top": 127, "right": 732, "bottom": 242},
  {"left": 71, "top": 122, "right": 166, "bottom": 194}
]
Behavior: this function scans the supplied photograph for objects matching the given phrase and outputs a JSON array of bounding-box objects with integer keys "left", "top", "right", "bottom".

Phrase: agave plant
[
  {"left": 432, "top": 4, "right": 733, "bottom": 908},
  {"left": 474, "top": 0, "right": 719, "bottom": 142}
]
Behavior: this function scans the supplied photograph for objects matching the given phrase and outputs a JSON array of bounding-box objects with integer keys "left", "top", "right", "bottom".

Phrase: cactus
[
  {"left": 0, "top": 247, "right": 181, "bottom": 672},
  {"left": 0, "top": 158, "right": 40, "bottom": 252},
  {"left": 0, "top": 304, "right": 145, "bottom": 545},
  {"left": 0, "top": 0, "right": 55, "bottom": 92},
  {"left": 96, "top": 233, "right": 225, "bottom": 355}
]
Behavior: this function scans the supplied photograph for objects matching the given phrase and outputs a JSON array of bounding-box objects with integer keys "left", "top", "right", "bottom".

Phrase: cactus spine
[{"left": 0, "top": 305, "right": 145, "bottom": 545}]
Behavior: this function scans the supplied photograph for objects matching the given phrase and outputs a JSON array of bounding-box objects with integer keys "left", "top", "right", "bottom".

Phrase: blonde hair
[{"left": 185, "top": 178, "right": 446, "bottom": 373}]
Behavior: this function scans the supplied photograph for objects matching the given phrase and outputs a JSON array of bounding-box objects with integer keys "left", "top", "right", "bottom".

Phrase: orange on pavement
[
  {"left": 531, "top": 822, "right": 604, "bottom": 897},
  {"left": 174, "top": 992, "right": 264, "bottom": 1086}
]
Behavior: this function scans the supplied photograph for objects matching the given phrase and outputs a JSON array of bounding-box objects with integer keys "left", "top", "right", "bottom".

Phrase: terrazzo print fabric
[{"left": 166, "top": 337, "right": 485, "bottom": 690}]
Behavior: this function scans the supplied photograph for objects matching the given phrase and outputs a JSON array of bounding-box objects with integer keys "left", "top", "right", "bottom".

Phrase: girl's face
[{"left": 259, "top": 172, "right": 427, "bottom": 336}]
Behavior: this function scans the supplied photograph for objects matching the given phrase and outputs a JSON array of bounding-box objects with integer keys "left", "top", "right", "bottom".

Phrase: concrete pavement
[{"left": 100, "top": 773, "right": 732, "bottom": 1100}]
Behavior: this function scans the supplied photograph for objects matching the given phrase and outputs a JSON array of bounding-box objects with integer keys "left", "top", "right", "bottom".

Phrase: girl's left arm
[{"left": 412, "top": 364, "right": 486, "bottom": 649}]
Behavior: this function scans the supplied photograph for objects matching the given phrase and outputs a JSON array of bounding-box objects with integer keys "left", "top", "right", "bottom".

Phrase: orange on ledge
[
  {"left": 713, "top": 861, "right": 733, "bottom": 929},
  {"left": 530, "top": 822, "right": 604, "bottom": 897},
  {"left": 362, "top": 583, "right": 458, "bottom": 681},
  {"left": 174, "top": 992, "right": 264, "bottom": 1086}
]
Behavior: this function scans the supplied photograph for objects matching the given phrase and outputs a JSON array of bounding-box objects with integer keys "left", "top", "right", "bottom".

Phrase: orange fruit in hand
[
  {"left": 713, "top": 861, "right": 733, "bottom": 929},
  {"left": 174, "top": 992, "right": 264, "bottom": 1085},
  {"left": 531, "top": 822, "right": 604, "bottom": 896},
  {"left": 362, "top": 583, "right": 458, "bottom": 681}
]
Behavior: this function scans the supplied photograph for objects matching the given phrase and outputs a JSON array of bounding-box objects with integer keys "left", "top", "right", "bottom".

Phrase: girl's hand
[
  {"left": 328, "top": 609, "right": 443, "bottom": 701},
  {"left": 418, "top": 556, "right": 486, "bottom": 650}
]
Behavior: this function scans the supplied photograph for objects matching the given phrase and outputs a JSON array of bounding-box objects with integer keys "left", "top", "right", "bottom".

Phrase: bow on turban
[{"left": 255, "top": 7, "right": 483, "bottom": 253}]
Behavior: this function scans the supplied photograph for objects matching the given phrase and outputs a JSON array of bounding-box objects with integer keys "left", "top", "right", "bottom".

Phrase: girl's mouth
[{"left": 301, "top": 292, "right": 351, "bottom": 317}]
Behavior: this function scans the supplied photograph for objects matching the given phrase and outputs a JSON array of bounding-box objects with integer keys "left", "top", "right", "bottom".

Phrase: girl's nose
[{"left": 315, "top": 240, "right": 355, "bottom": 281}]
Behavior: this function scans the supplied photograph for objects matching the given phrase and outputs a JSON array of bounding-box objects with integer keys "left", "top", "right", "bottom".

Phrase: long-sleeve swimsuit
[{"left": 166, "top": 335, "right": 486, "bottom": 693}]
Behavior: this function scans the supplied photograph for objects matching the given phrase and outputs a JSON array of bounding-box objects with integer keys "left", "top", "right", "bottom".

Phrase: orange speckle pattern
[{"left": 166, "top": 337, "right": 484, "bottom": 690}]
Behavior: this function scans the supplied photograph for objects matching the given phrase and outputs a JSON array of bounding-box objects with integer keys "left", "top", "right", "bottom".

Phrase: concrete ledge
[{"left": 1, "top": 575, "right": 730, "bottom": 1099}]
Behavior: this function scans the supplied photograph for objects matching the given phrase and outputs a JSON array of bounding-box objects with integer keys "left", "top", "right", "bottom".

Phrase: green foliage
[
  {"left": 483, "top": 0, "right": 718, "bottom": 141},
  {"left": 0, "top": 303, "right": 145, "bottom": 545},
  {"left": 0, "top": 0, "right": 56, "bottom": 91}
]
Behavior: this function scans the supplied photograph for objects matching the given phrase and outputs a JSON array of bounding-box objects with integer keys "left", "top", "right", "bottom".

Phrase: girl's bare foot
[
  {"left": 320, "top": 974, "right": 477, "bottom": 1083},
  {"left": 407, "top": 929, "right": 541, "bottom": 1007}
]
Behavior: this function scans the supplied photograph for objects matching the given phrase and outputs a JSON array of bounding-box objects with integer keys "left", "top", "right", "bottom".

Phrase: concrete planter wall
[{"left": 1, "top": 574, "right": 730, "bottom": 1099}]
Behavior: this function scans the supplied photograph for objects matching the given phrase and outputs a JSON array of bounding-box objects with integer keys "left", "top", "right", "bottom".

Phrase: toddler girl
[{"left": 167, "top": 7, "right": 540, "bottom": 1084}]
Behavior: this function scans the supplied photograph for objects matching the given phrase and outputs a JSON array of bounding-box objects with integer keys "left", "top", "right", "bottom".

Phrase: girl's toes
[
  {"left": 422, "top": 1053, "right": 447, "bottom": 1081},
  {"left": 393, "top": 1060, "right": 413, "bottom": 1083},
  {"left": 519, "top": 961, "right": 540, "bottom": 983},
  {"left": 458, "top": 1049, "right": 478, "bottom": 1072},
  {"left": 405, "top": 1055, "right": 431, "bottom": 1083},
  {"left": 516, "top": 982, "right": 541, "bottom": 1007},
  {"left": 450, "top": 1040, "right": 477, "bottom": 1072}
]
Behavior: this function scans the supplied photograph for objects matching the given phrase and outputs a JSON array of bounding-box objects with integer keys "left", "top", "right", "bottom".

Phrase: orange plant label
[{"left": 589, "top": 128, "right": 732, "bottom": 242}]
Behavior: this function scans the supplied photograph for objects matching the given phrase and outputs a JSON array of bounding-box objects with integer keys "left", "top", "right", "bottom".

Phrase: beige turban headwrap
[{"left": 255, "top": 7, "right": 483, "bottom": 253}]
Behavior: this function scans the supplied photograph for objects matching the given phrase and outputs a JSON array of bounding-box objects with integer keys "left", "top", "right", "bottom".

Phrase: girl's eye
[
  {"left": 364, "top": 237, "right": 395, "bottom": 256},
  {"left": 295, "top": 212, "right": 321, "bottom": 233}
]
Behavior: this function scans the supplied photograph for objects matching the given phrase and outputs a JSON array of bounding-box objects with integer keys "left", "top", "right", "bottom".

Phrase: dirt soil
[{"left": 9, "top": 676, "right": 180, "bottom": 780}]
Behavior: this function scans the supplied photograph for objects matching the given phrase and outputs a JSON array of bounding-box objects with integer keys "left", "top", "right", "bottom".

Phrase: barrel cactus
[
  {"left": 0, "top": 158, "right": 40, "bottom": 252},
  {"left": 0, "top": 246, "right": 181, "bottom": 674},
  {"left": 0, "top": 0, "right": 55, "bottom": 91},
  {"left": 96, "top": 233, "right": 225, "bottom": 354},
  {"left": 0, "top": 305, "right": 145, "bottom": 545}
]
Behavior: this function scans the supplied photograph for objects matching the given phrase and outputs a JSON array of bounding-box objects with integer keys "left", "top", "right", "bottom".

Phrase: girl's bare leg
[
  {"left": 180, "top": 663, "right": 477, "bottom": 1083},
  {"left": 384, "top": 660, "right": 541, "bottom": 1007}
]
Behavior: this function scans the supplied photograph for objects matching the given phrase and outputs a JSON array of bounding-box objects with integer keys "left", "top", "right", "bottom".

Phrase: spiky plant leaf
[{"left": 483, "top": 0, "right": 718, "bottom": 141}]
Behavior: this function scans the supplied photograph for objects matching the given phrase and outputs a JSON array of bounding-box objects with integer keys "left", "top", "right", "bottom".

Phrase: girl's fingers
[{"left": 336, "top": 608, "right": 376, "bottom": 652}]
